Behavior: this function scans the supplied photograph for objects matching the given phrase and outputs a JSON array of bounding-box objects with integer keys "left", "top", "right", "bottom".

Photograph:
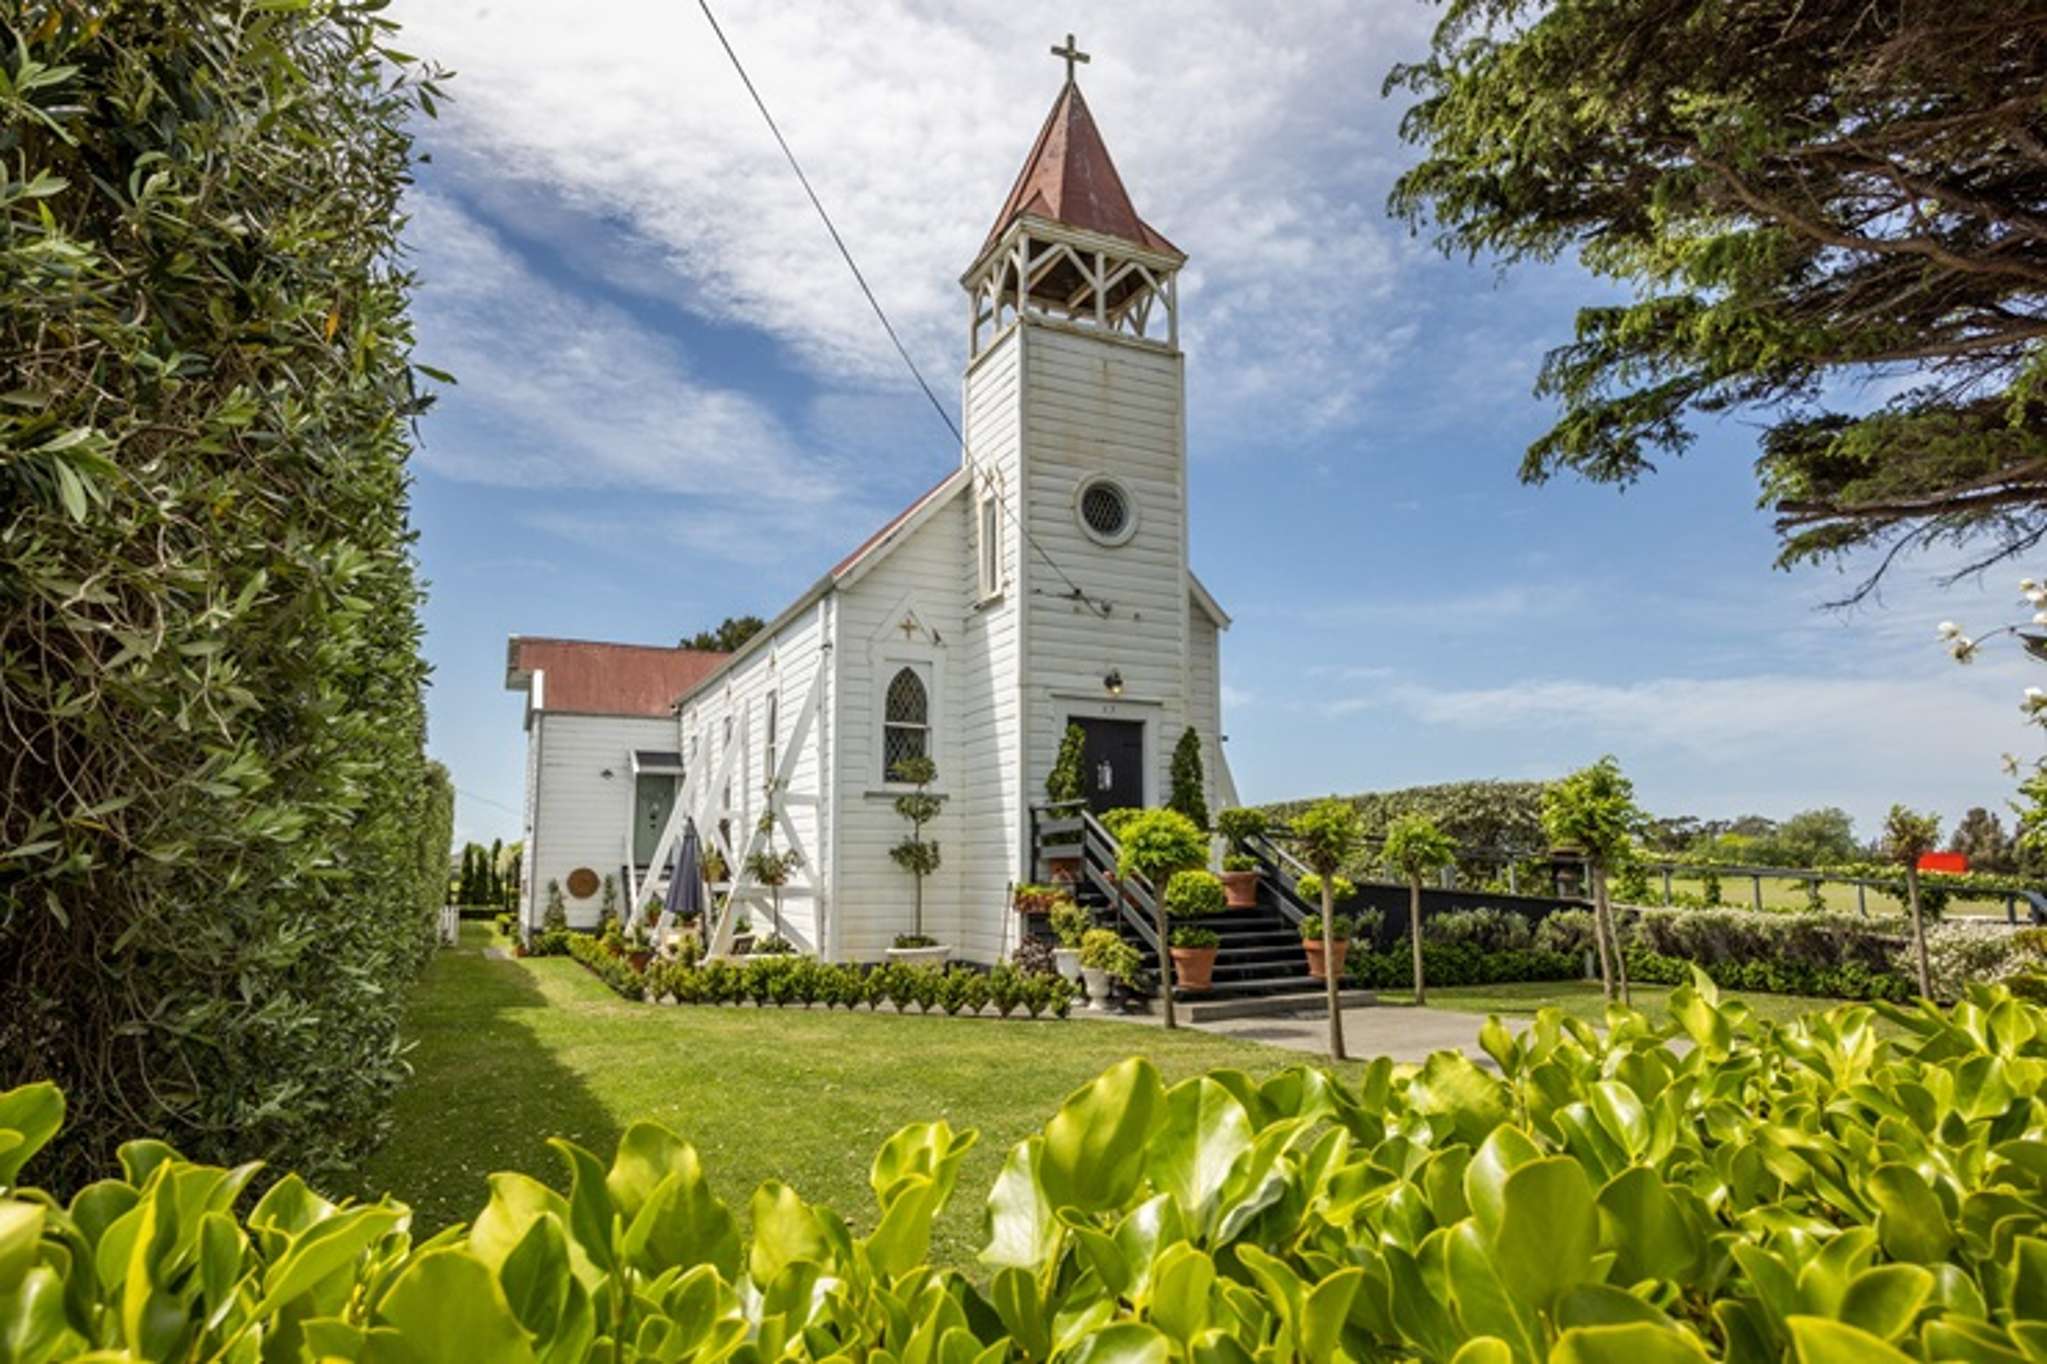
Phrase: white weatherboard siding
[
  {"left": 832, "top": 503, "right": 972, "bottom": 959},
  {"left": 529, "top": 712, "right": 679, "bottom": 930},
  {"left": 676, "top": 606, "right": 829, "bottom": 953},
  {"left": 956, "top": 328, "right": 1027, "bottom": 960},
  {"left": 1188, "top": 603, "right": 1236, "bottom": 812},
  {"left": 1018, "top": 322, "right": 1194, "bottom": 810}
]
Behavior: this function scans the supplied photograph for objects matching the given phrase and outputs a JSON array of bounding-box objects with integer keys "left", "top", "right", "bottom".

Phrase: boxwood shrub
[{"left": 12, "top": 982, "right": 2047, "bottom": 1361}]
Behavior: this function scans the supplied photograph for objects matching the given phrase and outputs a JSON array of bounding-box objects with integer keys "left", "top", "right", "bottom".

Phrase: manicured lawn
[
  {"left": 1412, "top": 978, "right": 1887, "bottom": 1030},
  {"left": 349, "top": 924, "right": 1359, "bottom": 1264}
]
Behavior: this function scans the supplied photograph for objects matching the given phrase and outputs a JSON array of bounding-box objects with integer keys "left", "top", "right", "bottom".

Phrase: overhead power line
[{"left": 694, "top": 0, "right": 1113, "bottom": 619}]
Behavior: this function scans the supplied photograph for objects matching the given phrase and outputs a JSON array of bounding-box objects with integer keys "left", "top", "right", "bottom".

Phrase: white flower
[
  {"left": 2027, "top": 688, "right": 2047, "bottom": 710},
  {"left": 1938, "top": 621, "right": 1962, "bottom": 639},
  {"left": 2025, "top": 578, "right": 2040, "bottom": 593},
  {"left": 2034, "top": 611, "right": 2047, "bottom": 625},
  {"left": 2027, "top": 589, "right": 2047, "bottom": 607},
  {"left": 1951, "top": 637, "right": 1980, "bottom": 663}
]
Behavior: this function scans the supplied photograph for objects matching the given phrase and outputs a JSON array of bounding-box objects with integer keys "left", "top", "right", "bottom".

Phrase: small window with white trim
[
  {"left": 977, "top": 489, "right": 1002, "bottom": 600},
  {"left": 882, "top": 665, "right": 930, "bottom": 779}
]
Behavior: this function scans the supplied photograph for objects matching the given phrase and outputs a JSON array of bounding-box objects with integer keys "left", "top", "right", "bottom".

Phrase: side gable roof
[
  {"left": 505, "top": 638, "right": 728, "bottom": 718},
  {"left": 673, "top": 470, "right": 971, "bottom": 709}
]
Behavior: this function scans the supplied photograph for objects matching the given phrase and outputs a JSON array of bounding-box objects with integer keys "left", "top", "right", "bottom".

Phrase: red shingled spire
[{"left": 982, "top": 79, "right": 1180, "bottom": 258}]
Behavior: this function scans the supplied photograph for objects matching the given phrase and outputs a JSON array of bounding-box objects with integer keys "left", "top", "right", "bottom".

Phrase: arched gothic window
[{"left": 882, "top": 666, "right": 929, "bottom": 778}]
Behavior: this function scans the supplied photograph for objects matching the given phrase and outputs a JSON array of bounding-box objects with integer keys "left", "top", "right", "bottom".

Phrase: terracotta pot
[
  {"left": 1046, "top": 855, "right": 1082, "bottom": 885},
  {"left": 1220, "top": 869, "right": 1260, "bottom": 909},
  {"left": 628, "top": 951, "right": 653, "bottom": 972},
  {"left": 1170, "top": 945, "right": 1218, "bottom": 992},
  {"left": 1303, "top": 938, "right": 1350, "bottom": 980},
  {"left": 513, "top": 943, "right": 528, "bottom": 958}
]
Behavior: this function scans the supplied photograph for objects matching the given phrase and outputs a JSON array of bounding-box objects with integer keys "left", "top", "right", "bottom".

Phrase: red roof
[
  {"left": 983, "top": 80, "right": 1179, "bottom": 258},
  {"left": 505, "top": 638, "right": 728, "bottom": 717}
]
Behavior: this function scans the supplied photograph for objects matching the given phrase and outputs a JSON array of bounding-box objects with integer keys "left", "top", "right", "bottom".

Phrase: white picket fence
[{"left": 438, "top": 904, "right": 460, "bottom": 946}]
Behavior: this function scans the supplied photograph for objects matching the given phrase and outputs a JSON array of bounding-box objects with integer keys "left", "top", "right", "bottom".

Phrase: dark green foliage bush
[
  {"left": 1349, "top": 944, "right": 1581, "bottom": 989},
  {"left": 1167, "top": 726, "right": 1209, "bottom": 830},
  {"left": 0, "top": 5, "right": 445, "bottom": 1184}
]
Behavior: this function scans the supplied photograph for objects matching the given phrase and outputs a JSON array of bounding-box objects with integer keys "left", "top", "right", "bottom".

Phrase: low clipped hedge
[
  {"left": 557, "top": 935, "right": 1077, "bottom": 1017},
  {"left": 15, "top": 984, "right": 2047, "bottom": 1360},
  {"left": 1530, "top": 905, "right": 1921, "bottom": 1001}
]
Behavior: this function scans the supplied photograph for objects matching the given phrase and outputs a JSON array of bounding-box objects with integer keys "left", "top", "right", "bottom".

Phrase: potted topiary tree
[
  {"left": 1884, "top": 804, "right": 1941, "bottom": 998},
  {"left": 1289, "top": 797, "right": 1367, "bottom": 1060},
  {"left": 1077, "top": 927, "right": 1139, "bottom": 1011},
  {"left": 744, "top": 802, "right": 803, "bottom": 946},
  {"left": 1296, "top": 906, "right": 1354, "bottom": 980},
  {"left": 1380, "top": 813, "right": 1457, "bottom": 1005},
  {"left": 1215, "top": 807, "right": 1269, "bottom": 908},
  {"left": 1115, "top": 807, "right": 1210, "bottom": 1029},
  {"left": 1541, "top": 756, "right": 1643, "bottom": 1005},
  {"left": 1164, "top": 868, "right": 1227, "bottom": 991},
  {"left": 1048, "top": 897, "right": 1089, "bottom": 982},
  {"left": 886, "top": 755, "right": 949, "bottom": 964},
  {"left": 1042, "top": 722, "right": 1088, "bottom": 883}
]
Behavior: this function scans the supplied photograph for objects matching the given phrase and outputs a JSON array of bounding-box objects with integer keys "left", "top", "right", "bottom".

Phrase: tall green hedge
[{"left": 0, "top": 3, "right": 446, "bottom": 1184}]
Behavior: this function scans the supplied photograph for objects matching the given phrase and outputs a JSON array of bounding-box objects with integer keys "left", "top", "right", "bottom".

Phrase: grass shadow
[{"left": 343, "top": 925, "right": 625, "bottom": 1233}]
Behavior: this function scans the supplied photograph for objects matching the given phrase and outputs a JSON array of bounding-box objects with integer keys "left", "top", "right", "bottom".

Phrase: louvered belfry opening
[{"left": 961, "top": 75, "right": 1184, "bottom": 357}]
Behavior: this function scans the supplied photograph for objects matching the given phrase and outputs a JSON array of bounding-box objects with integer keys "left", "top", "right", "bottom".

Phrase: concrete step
[{"left": 1175, "top": 988, "right": 1378, "bottom": 1023}]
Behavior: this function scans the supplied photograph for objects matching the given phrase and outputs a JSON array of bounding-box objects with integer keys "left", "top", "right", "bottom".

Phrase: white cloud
[
  {"left": 405, "top": 191, "right": 834, "bottom": 500},
  {"left": 390, "top": 0, "right": 1436, "bottom": 443}
]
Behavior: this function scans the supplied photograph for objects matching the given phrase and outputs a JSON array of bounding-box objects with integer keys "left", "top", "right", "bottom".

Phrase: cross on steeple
[{"left": 1050, "top": 33, "right": 1089, "bottom": 84}]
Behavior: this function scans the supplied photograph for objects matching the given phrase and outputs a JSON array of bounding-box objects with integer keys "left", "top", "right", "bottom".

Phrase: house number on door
[{"left": 1097, "top": 760, "right": 1114, "bottom": 791}]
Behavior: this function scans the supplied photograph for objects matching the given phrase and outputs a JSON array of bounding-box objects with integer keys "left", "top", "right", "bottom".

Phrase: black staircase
[{"left": 1030, "top": 804, "right": 1356, "bottom": 1009}]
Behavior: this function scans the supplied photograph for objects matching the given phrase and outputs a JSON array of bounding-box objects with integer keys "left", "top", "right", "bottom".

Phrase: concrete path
[
  {"left": 1197, "top": 1004, "right": 1517, "bottom": 1066},
  {"left": 1077, "top": 1000, "right": 1522, "bottom": 1066}
]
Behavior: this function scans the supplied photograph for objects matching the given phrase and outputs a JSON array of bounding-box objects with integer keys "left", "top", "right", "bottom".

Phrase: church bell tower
[{"left": 959, "top": 37, "right": 1196, "bottom": 814}]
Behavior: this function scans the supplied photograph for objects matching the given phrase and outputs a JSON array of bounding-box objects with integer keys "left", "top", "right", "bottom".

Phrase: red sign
[{"left": 1917, "top": 851, "right": 1968, "bottom": 874}]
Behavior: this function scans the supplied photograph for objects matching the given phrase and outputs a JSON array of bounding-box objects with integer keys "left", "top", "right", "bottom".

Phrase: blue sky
[{"left": 392, "top": 0, "right": 2038, "bottom": 851}]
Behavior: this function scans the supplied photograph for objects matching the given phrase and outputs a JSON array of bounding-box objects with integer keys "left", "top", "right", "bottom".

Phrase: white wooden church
[{"left": 526, "top": 51, "right": 1236, "bottom": 963}]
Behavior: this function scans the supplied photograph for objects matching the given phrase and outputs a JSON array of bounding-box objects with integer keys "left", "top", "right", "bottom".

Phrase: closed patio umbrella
[{"left": 662, "top": 819, "right": 703, "bottom": 933}]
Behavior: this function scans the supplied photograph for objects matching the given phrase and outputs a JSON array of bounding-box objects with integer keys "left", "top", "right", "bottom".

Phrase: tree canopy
[
  {"left": 683, "top": 615, "right": 766, "bottom": 653},
  {"left": 1389, "top": 0, "right": 2047, "bottom": 592}
]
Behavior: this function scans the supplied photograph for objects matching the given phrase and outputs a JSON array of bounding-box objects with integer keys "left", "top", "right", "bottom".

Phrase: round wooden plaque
[{"left": 566, "top": 867, "right": 600, "bottom": 899}]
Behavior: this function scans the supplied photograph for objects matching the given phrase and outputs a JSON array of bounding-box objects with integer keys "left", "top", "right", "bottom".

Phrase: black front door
[{"left": 1074, "top": 717, "right": 1145, "bottom": 814}]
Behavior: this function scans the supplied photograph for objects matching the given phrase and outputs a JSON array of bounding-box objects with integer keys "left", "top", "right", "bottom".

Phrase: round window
[{"left": 1076, "top": 477, "right": 1135, "bottom": 546}]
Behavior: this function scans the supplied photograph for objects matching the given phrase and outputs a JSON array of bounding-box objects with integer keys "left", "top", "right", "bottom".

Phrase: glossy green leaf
[
  {"left": 0, "top": 1085, "right": 62, "bottom": 1188},
  {"left": 751, "top": 1181, "right": 829, "bottom": 1284},
  {"left": 1149, "top": 1242, "right": 1215, "bottom": 1345},
  {"left": 376, "top": 1247, "right": 536, "bottom": 1364},
  {"left": 1147, "top": 1077, "right": 1252, "bottom": 1228},
  {"left": 1836, "top": 1264, "right": 1932, "bottom": 1342},
  {"left": 1066, "top": 1322, "right": 1170, "bottom": 1364},
  {"left": 1552, "top": 1322, "right": 1712, "bottom": 1363},
  {"left": 980, "top": 1137, "right": 1058, "bottom": 1271},
  {"left": 1867, "top": 1164, "right": 1955, "bottom": 1264},
  {"left": 1785, "top": 1316, "right": 1918, "bottom": 1364},
  {"left": 1040, "top": 1059, "right": 1166, "bottom": 1214},
  {"left": 1451, "top": 1341, "right": 1514, "bottom": 1364},
  {"left": 1493, "top": 1157, "right": 1598, "bottom": 1308},
  {"left": 1597, "top": 1167, "right": 1697, "bottom": 1284}
]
